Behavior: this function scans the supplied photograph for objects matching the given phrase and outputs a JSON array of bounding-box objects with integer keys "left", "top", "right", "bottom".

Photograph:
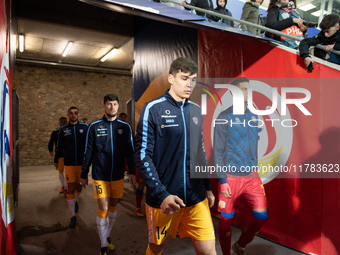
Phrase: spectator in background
[
  {"left": 212, "top": 0, "right": 235, "bottom": 27},
  {"left": 266, "top": 0, "right": 307, "bottom": 48},
  {"left": 299, "top": 13, "right": 340, "bottom": 67},
  {"left": 81, "top": 118, "right": 88, "bottom": 124},
  {"left": 180, "top": 0, "right": 214, "bottom": 17},
  {"left": 240, "top": 0, "right": 264, "bottom": 35},
  {"left": 118, "top": 113, "right": 127, "bottom": 123}
]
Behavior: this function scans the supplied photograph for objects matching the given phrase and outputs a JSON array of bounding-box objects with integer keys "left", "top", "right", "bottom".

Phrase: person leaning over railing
[
  {"left": 265, "top": 0, "right": 307, "bottom": 48},
  {"left": 299, "top": 13, "right": 340, "bottom": 68},
  {"left": 240, "top": 0, "right": 264, "bottom": 35}
]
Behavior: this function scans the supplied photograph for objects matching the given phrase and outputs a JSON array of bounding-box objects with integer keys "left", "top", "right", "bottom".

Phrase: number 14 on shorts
[{"left": 156, "top": 226, "right": 167, "bottom": 240}]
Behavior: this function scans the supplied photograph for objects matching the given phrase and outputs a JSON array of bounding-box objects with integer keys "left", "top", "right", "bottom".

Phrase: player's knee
[
  {"left": 221, "top": 212, "right": 235, "bottom": 219},
  {"left": 194, "top": 239, "right": 216, "bottom": 255},
  {"left": 252, "top": 211, "right": 268, "bottom": 220},
  {"left": 147, "top": 243, "right": 164, "bottom": 255}
]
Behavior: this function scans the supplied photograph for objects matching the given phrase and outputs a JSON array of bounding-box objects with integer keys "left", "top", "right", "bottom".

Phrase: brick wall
[{"left": 13, "top": 64, "right": 132, "bottom": 166}]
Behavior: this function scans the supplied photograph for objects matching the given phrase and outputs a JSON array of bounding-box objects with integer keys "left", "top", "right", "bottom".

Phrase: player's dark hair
[
  {"left": 59, "top": 117, "right": 67, "bottom": 121},
  {"left": 169, "top": 57, "right": 198, "bottom": 76},
  {"left": 320, "top": 14, "right": 340, "bottom": 30},
  {"left": 119, "top": 113, "right": 127, "bottom": 118},
  {"left": 68, "top": 106, "right": 78, "bottom": 113},
  {"left": 231, "top": 77, "right": 249, "bottom": 86},
  {"left": 104, "top": 94, "right": 119, "bottom": 104}
]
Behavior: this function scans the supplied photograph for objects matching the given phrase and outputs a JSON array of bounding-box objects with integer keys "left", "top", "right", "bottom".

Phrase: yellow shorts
[
  {"left": 92, "top": 179, "right": 124, "bottom": 199},
  {"left": 56, "top": 158, "right": 64, "bottom": 174},
  {"left": 64, "top": 165, "right": 82, "bottom": 183},
  {"left": 146, "top": 198, "right": 215, "bottom": 245}
]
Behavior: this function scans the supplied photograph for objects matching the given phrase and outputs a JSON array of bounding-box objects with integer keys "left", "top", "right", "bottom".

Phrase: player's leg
[
  {"left": 57, "top": 158, "right": 66, "bottom": 193},
  {"left": 178, "top": 198, "right": 216, "bottom": 255},
  {"left": 64, "top": 166, "right": 78, "bottom": 228},
  {"left": 135, "top": 170, "right": 145, "bottom": 217},
  {"left": 234, "top": 175, "right": 268, "bottom": 254},
  {"left": 145, "top": 203, "right": 181, "bottom": 255},
  {"left": 217, "top": 178, "right": 240, "bottom": 255},
  {"left": 74, "top": 166, "right": 82, "bottom": 213},
  {"left": 94, "top": 180, "right": 111, "bottom": 255},
  {"left": 105, "top": 179, "right": 124, "bottom": 251}
]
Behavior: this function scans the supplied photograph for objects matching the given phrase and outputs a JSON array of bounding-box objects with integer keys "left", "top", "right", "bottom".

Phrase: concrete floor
[{"left": 15, "top": 165, "right": 305, "bottom": 255}]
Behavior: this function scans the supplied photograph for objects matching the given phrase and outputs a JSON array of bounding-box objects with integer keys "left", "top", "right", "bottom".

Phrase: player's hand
[
  {"left": 324, "top": 44, "right": 334, "bottom": 52},
  {"left": 160, "top": 195, "right": 185, "bottom": 215},
  {"left": 304, "top": 57, "right": 313, "bottom": 68},
  {"left": 129, "top": 174, "right": 136, "bottom": 188},
  {"left": 54, "top": 163, "right": 58, "bottom": 169},
  {"left": 206, "top": 190, "right": 215, "bottom": 208},
  {"left": 79, "top": 178, "right": 88, "bottom": 188},
  {"left": 220, "top": 183, "right": 232, "bottom": 198},
  {"left": 49, "top": 151, "right": 54, "bottom": 157},
  {"left": 180, "top": 1, "right": 186, "bottom": 6}
]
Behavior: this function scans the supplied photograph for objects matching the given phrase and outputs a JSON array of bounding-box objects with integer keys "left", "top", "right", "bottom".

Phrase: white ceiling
[{"left": 16, "top": 0, "right": 135, "bottom": 74}]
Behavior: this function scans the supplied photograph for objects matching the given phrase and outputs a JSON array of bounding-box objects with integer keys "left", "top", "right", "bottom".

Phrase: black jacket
[
  {"left": 81, "top": 115, "right": 135, "bottom": 181},
  {"left": 299, "top": 28, "right": 340, "bottom": 59},
  {"left": 48, "top": 128, "right": 59, "bottom": 153},
  {"left": 54, "top": 122, "right": 88, "bottom": 166},
  {"left": 185, "top": 0, "right": 214, "bottom": 16},
  {"left": 135, "top": 90, "right": 211, "bottom": 208},
  {"left": 212, "top": 0, "right": 234, "bottom": 27}
]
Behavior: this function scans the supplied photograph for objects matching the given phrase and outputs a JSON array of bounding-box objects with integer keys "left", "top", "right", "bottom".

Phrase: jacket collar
[
  {"left": 102, "top": 115, "right": 117, "bottom": 122},
  {"left": 163, "top": 89, "right": 188, "bottom": 107}
]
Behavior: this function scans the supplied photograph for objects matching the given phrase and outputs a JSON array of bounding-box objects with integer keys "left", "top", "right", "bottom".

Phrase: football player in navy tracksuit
[
  {"left": 48, "top": 116, "right": 67, "bottom": 195},
  {"left": 80, "top": 94, "right": 136, "bottom": 255},
  {"left": 135, "top": 57, "right": 216, "bottom": 255},
  {"left": 54, "top": 107, "right": 88, "bottom": 228},
  {"left": 213, "top": 78, "right": 268, "bottom": 255}
]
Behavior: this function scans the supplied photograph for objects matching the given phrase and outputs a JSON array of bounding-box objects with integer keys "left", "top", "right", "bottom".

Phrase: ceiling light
[
  {"left": 19, "top": 35, "right": 24, "bottom": 52},
  {"left": 311, "top": 10, "right": 328, "bottom": 17},
  {"left": 62, "top": 42, "right": 73, "bottom": 57},
  {"left": 299, "top": 3, "right": 316, "bottom": 11},
  {"left": 101, "top": 48, "right": 118, "bottom": 62}
]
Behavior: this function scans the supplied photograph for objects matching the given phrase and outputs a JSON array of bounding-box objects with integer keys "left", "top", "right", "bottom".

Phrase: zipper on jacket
[
  {"left": 181, "top": 103, "right": 187, "bottom": 205},
  {"left": 73, "top": 125, "right": 77, "bottom": 165},
  {"left": 110, "top": 122, "right": 114, "bottom": 181}
]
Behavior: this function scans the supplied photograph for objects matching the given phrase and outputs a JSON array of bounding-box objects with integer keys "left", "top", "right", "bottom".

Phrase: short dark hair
[
  {"left": 169, "top": 57, "right": 198, "bottom": 76},
  {"left": 231, "top": 77, "right": 249, "bottom": 86},
  {"left": 104, "top": 94, "right": 119, "bottom": 104},
  {"left": 119, "top": 113, "right": 127, "bottom": 118},
  {"left": 81, "top": 118, "right": 88, "bottom": 121},
  {"left": 59, "top": 117, "right": 67, "bottom": 121},
  {"left": 251, "top": 0, "right": 263, "bottom": 4},
  {"left": 68, "top": 106, "right": 78, "bottom": 113},
  {"left": 320, "top": 14, "right": 340, "bottom": 31}
]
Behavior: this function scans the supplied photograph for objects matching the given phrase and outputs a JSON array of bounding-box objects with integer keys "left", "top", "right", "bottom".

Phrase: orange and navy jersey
[
  {"left": 81, "top": 115, "right": 135, "bottom": 181},
  {"left": 54, "top": 122, "right": 88, "bottom": 166}
]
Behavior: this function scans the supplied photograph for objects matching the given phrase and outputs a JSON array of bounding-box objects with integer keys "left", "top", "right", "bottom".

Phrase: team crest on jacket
[
  {"left": 165, "top": 110, "right": 170, "bottom": 114},
  {"left": 79, "top": 129, "right": 83, "bottom": 133},
  {"left": 117, "top": 129, "right": 123, "bottom": 135},
  {"left": 192, "top": 117, "right": 198, "bottom": 125},
  {"left": 218, "top": 201, "right": 226, "bottom": 209}
]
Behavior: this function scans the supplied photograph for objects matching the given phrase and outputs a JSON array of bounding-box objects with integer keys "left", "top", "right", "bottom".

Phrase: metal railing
[{"left": 165, "top": 0, "right": 340, "bottom": 56}]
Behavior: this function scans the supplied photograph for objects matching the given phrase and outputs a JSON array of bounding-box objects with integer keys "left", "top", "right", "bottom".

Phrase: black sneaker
[
  {"left": 75, "top": 201, "right": 79, "bottom": 213},
  {"left": 69, "top": 216, "right": 77, "bottom": 228},
  {"left": 107, "top": 237, "right": 115, "bottom": 251},
  {"left": 100, "top": 247, "right": 108, "bottom": 255}
]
